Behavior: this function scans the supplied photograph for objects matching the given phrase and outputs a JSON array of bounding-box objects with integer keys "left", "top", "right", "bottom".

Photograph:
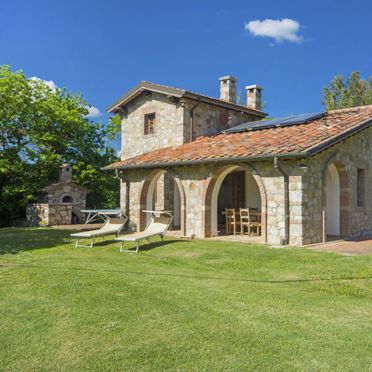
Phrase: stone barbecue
[{"left": 27, "top": 164, "right": 88, "bottom": 226}]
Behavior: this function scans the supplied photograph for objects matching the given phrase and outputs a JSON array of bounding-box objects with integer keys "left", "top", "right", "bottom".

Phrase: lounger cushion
[
  {"left": 114, "top": 216, "right": 171, "bottom": 243},
  {"left": 71, "top": 217, "right": 127, "bottom": 239},
  {"left": 71, "top": 228, "right": 119, "bottom": 238},
  {"left": 114, "top": 231, "right": 161, "bottom": 242}
]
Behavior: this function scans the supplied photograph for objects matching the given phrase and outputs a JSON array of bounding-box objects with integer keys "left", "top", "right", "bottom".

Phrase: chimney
[
  {"left": 59, "top": 163, "right": 72, "bottom": 182},
  {"left": 219, "top": 76, "right": 237, "bottom": 103},
  {"left": 245, "top": 85, "right": 263, "bottom": 111}
]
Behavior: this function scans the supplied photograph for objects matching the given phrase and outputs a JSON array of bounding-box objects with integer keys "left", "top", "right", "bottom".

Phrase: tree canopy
[
  {"left": 322, "top": 71, "right": 372, "bottom": 110},
  {"left": 0, "top": 65, "right": 119, "bottom": 226}
]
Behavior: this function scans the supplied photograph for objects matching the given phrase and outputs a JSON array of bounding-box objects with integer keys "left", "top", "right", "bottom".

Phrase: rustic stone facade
[
  {"left": 112, "top": 80, "right": 372, "bottom": 247},
  {"left": 120, "top": 94, "right": 258, "bottom": 160},
  {"left": 119, "top": 89, "right": 260, "bottom": 223},
  {"left": 301, "top": 126, "right": 372, "bottom": 244},
  {"left": 119, "top": 125, "right": 372, "bottom": 246},
  {"left": 121, "top": 92, "right": 185, "bottom": 160}
]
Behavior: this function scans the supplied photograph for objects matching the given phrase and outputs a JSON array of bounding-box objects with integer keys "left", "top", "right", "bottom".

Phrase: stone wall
[
  {"left": 120, "top": 93, "right": 262, "bottom": 160},
  {"left": 121, "top": 92, "right": 185, "bottom": 160},
  {"left": 26, "top": 204, "right": 49, "bottom": 226},
  {"left": 120, "top": 160, "right": 305, "bottom": 245},
  {"left": 302, "top": 126, "right": 372, "bottom": 244},
  {"left": 26, "top": 203, "right": 73, "bottom": 226},
  {"left": 45, "top": 182, "right": 87, "bottom": 223},
  {"left": 118, "top": 127, "right": 372, "bottom": 246},
  {"left": 182, "top": 98, "right": 258, "bottom": 142}
]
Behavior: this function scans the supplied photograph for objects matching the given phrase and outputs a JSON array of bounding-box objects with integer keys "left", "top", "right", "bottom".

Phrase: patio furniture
[
  {"left": 225, "top": 208, "right": 240, "bottom": 235},
  {"left": 240, "top": 208, "right": 261, "bottom": 236},
  {"left": 71, "top": 216, "right": 128, "bottom": 248},
  {"left": 81, "top": 208, "right": 122, "bottom": 224},
  {"left": 115, "top": 210, "right": 173, "bottom": 253}
]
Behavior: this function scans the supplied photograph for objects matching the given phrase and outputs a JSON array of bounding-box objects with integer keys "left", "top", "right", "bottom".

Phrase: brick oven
[{"left": 27, "top": 164, "right": 88, "bottom": 226}]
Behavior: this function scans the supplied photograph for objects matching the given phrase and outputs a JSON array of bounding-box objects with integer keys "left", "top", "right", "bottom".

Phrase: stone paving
[
  {"left": 206, "top": 235, "right": 265, "bottom": 244},
  {"left": 304, "top": 237, "right": 372, "bottom": 256}
]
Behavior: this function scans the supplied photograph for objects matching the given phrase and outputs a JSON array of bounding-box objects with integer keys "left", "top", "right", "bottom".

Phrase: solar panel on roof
[{"left": 224, "top": 112, "right": 325, "bottom": 133}]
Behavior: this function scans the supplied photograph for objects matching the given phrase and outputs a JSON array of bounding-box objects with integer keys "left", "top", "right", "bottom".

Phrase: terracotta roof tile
[{"left": 104, "top": 105, "right": 372, "bottom": 170}]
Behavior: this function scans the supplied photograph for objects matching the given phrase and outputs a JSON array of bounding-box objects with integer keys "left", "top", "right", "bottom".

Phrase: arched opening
[
  {"left": 206, "top": 165, "right": 266, "bottom": 239},
  {"left": 139, "top": 169, "right": 185, "bottom": 234},
  {"left": 325, "top": 163, "right": 340, "bottom": 236},
  {"left": 61, "top": 195, "right": 73, "bottom": 203},
  {"left": 323, "top": 160, "right": 350, "bottom": 238}
]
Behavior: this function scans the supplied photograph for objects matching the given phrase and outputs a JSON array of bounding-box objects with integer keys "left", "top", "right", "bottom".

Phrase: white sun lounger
[
  {"left": 115, "top": 211, "right": 173, "bottom": 253},
  {"left": 71, "top": 216, "right": 128, "bottom": 248}
]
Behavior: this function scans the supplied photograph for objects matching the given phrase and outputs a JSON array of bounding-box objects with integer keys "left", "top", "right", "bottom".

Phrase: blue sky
[{"left": 1, "top": 0, "right": 371, "bottom": 122}]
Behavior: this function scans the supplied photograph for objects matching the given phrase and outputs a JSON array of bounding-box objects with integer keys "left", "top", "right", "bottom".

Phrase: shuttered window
[{"left": 144, "top": 113, "right": 155, "bottom": 135}]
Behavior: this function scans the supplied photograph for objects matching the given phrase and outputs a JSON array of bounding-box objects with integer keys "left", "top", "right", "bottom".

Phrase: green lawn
[{"left": 0, "top": 228, "right": 371, "bottom": 371}]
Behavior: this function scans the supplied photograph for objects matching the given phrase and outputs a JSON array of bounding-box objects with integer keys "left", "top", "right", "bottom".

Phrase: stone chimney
[
  {"left": 245, "top": 85, "right": 263, "bottom": 111},
  {"left": 219, "top": 76, "right": 237, "bottom": 103},
  {"left": 59, "top": 163, "right": 72, "bottom": 182}
]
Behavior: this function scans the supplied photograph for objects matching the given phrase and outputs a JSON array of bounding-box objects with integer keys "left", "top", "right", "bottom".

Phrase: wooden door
[{"left": 231, "top": 171, "right": 245, "bottom": 209}]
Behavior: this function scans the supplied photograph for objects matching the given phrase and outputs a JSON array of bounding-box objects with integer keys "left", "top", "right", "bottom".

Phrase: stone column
[
  {"left": 120, "top": 178, "right": 130, "bottom": 216},
  {"left": 289, "top": 175, "right": 304, "bottom": 245}
]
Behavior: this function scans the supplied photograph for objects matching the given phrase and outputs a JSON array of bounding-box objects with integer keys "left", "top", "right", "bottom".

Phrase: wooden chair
[
  {"left": 225, "top": 208, "right": 240, "bottom": 235},
  {"left": 240, "top": 208, "right": 261, "bottom": 236}
]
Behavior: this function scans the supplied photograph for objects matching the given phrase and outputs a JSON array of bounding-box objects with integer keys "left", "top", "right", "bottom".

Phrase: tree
[
  {"left": 322, "top": 71, "right": 372, "bottom": 110},
  {"left": 0, "top": 65, "right": 119, "bottom": 226}
]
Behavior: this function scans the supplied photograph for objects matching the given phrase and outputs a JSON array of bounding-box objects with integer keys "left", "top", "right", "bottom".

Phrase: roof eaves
[
  {"left": 102, "top": 151, "right": 307, "bottom": 171},
  {"left": 306, "top": 118, "right": 372, "bottom": 156},
  {"left": 107, "top": 81, "right": 267, "bottom": 117},
  {"left": 107, "top": 81, "right": 185, "bottom": 113}
]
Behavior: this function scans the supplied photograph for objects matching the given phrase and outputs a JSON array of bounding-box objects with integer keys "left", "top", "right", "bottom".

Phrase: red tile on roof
[{"left": 104, "top": 105, "right": 372, "bottom": 170}]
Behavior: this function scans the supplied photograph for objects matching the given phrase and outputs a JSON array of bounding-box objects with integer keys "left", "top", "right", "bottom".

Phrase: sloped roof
[
  {"left": 107, "top": 81, "right": 267, "bottom": 117},
  {"left": 41, "top": 181, "right": 88, "bottom": 193},
  {"left": 104, "top": 105, "right": 372, "bottom": 170}
]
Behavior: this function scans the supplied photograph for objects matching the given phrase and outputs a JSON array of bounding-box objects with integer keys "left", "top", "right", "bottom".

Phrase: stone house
[
  {"left": 27, "top": 164, "right": 88, "bottom": 226},
  {"left": 104, "top": 76, "right": 372, "bottom": 246}
]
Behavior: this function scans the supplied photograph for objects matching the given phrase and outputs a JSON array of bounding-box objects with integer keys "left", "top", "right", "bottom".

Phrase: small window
[
  {"left": 357, "top": 168, "right": 365, "bottom": 207},
  {"left": 144, "top": 113, "right": 156, "bottom": 135}
]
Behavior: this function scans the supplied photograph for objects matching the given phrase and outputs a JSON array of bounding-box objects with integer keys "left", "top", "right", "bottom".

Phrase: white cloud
[
  {"left": 245, "top": 18, "right": 303, "bottom": 43},
  {"left": 85, "top": 105, "right": 101, "bottom": 118},
  {"left": 29, "top": 76, "right": 58, "bottom": 92},
  {"left": 29, "top": 76, "right": 101, "bottom": 119}
]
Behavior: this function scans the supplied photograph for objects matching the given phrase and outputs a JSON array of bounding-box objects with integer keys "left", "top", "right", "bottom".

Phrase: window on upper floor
[
  {"left": 357, "top": 168, "right": 365, "bottom": 207},
  {"left": 144, "top": 113, "right": 156, "bottom": 135}
]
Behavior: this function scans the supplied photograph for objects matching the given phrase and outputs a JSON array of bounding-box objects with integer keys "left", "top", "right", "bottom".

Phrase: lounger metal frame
[
  {"left": 73, "top": 216, "right": 127, "bottom": 248},
  {"left": 118, "top": 211, "right": 173, "bottom": 253}
]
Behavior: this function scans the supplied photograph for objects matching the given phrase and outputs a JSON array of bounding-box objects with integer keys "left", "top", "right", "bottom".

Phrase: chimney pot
[
  {"left": 245, "top": 84, "right": 263, "bottom": 111},
  {"left": 219, "top": 76, "right": 237, "bottom": 104},
  {"left": 59, "top": 163, "right": 72, "bottom": 182}
]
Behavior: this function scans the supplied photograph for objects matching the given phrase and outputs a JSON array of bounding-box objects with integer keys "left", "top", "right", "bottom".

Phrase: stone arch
[
  {"left": 322, "top": 159, "right": 350, "bottom": 237},
  {"left": 201, "top": 163, "right": 267, "bottom": 241},
  {"left": 138, "top": 168, "right": 186, "bottom": 235},
  {"left": 60, "top": 193, "right": 74, "bottom": 203}
]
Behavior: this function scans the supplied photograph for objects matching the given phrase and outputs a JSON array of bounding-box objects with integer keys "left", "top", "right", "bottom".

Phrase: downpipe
[{"left": 189, "top": 100, "right": 201, "bottom": 142}]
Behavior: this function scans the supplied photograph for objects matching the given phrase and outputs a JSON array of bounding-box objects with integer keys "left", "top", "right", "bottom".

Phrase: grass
[{"left": 0, "top": 228, "right": 371, "bottom": 371}]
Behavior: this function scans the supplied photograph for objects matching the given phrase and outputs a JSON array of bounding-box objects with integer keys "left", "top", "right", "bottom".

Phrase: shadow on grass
[
  {"left": 6, "top": 261, "right": 372, "bottom": 284},
  {"left": 0, "top": 227, "right": 72, "bottom": 255},
  {"left": 81, "top": 238, "right": 190, "bottom": 252}
]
